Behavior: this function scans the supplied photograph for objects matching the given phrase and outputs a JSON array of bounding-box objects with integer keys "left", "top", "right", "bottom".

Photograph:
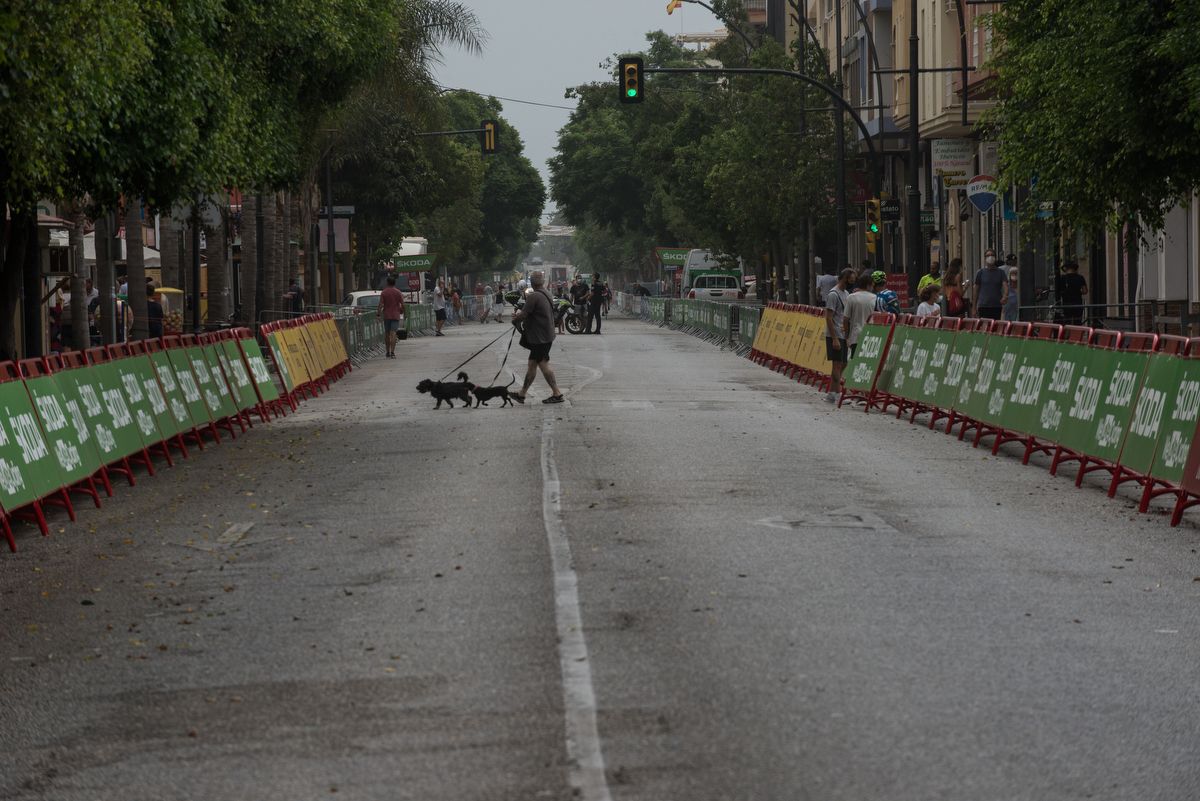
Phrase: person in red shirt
[{"left": 378, "top": 275, "right": 406, "bottom": 359}]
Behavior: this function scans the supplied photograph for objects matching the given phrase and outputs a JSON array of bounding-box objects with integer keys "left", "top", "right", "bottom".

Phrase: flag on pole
[{"left": 667, "top": 0, "right": 684, "bottom": 14}]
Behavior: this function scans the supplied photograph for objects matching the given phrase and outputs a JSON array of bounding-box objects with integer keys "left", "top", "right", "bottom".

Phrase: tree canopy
[{"left": 987, "top": 0, "right": 1200, "bottom": 232}]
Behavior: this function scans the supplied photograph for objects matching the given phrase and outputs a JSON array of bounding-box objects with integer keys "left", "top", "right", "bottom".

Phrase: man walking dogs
[
  {"left": 378, "top": 275, "right": 406, "bottom": 359},
  {"left": 511, "top": 271, "right": 565, "bottom": 404}
]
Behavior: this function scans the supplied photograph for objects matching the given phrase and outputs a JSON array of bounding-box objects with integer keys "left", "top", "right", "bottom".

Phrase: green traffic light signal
[
  {"left": 619, "top": 57, "right": 644, "bottom": 104},
  {"left": 869, "top": 222, "right": 879, "bottom": 233}
]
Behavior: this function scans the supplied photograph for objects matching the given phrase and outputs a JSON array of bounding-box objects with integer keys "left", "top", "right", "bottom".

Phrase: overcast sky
[{"left": 436, "top": 0, "right": 722, "bottom": 219}]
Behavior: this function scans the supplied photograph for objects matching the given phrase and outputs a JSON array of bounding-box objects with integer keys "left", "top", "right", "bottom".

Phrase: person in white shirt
[
  {"left": 845, "top": 272, "right": 878, "bottom": 357},
  {"left": 916, "top": 284, "right": 942, "bottom": 318},
  {"left": 432, "top": 277, "right": 447, "bottom": 336}
]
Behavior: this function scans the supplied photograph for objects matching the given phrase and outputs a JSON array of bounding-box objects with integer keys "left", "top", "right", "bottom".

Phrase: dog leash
[
  {"left": 437, "top": 326, "right": 516, "bottom": 381},
  {"left": 490, "top": 329, "right": 517, "bottom": 385}
]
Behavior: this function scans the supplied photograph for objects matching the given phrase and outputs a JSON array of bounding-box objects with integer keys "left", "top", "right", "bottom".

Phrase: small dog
[
  {"left": 417, "top": 372, "right": 474, "bottom": 409},
  {"left": 472, "top": 376, "right": 516, "bottom": 408}
]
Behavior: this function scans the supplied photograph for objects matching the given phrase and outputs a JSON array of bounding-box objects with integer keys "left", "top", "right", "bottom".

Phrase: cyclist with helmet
[{"left": 872, "top": 271, "right": 900, "bottom": 315}]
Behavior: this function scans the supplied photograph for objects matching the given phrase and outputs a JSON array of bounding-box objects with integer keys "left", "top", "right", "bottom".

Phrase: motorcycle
[{"left": 503, "top": 291, "right": 585, "bottom": 335}]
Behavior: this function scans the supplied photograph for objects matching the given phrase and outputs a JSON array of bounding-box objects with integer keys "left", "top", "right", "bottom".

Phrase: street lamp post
[
  {"left": 833, "top": 0, "right": 848, "bottom": 278},
  {"left": 906, "top": 0, "right": 923, "bottom": 289}
]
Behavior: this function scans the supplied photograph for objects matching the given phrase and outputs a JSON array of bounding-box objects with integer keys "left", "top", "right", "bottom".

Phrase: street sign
[
  {"left": 931, "top": 139, "right": 974, "bottom": 188},
  {"left": 317, "top": 206, "right": 356, "bottom": 217},
  {"left": 966, "top": 175, "right": 998, "bottom": 213},
  {"left": 919, "top": 210, "right": 935, "bottom": 228},
  {"left": 880, "top": 199, "right": 901, "bottom": 221}
]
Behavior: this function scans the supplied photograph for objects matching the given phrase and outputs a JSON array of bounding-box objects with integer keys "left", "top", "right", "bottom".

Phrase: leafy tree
[{"left": 987, "top": 0, "right": 1200, "bottom": 232}]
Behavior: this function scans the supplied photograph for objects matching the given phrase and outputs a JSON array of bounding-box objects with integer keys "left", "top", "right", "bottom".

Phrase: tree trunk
[
  {"left": 207, "top": 208, "right": 229, "bottom": 322},
  {"left": 261, "top": 193, "right": 277, "bottom": 318},
  {"left": 95, "top": 213, "right": 116, "bottom": 345},
  {"left": 160, "top": 214, "right": 181, "bottom": 288},
  {"left": 126, "top": 199, "right": 148, "bottom": 340},
  {"left": 69, "top": 206, "right": 89, "bottom": 351},
  {"left": 0, "top": 208, "right": 29, "bottom": 361},
  {"left": 279, "top": 190, "right": 293, "bottom": 302},
  {"left": 239, "top": 194, "right": 259, "bottom": 327}
]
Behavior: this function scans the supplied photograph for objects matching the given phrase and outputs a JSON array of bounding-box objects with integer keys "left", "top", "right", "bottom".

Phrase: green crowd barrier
[
  {"left": 0, "top": 378, "right": 60, "bottom": 514},
  {"left": 845, "top": 323, "right": 892, "bottom": 393},
  {"left": 149, "top": 349, "right": 203, "bottom": 434},
  {"left": 24, "top": 373, "right": 103, "bottom": 491},
  {"left": 1119, "top": 355, "right": 1200, "bottom": 486},
  {"left": 85, "top": 360, "right": 148, "bottom": 463},
  {"left": 167, "top": 348, "right": 216, "bottom": 429},
  {"left": 738, "top": 305, "right": 761, "bottom": 346},
  {"left": 113, "top": 356, "right": 171, "bottom": 445},
  {"left": 218, "top": 340, "right": 259, "bottom": 413},
  {"left": 238, "top": 337, "right": 282, "bottom": 405},
  {"left": 262, "top": 331, "right": 296, "bottom": 395}
]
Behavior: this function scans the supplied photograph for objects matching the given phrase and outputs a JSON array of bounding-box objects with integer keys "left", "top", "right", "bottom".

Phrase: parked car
[
  {"left": 339, "top": 291, "right": 382, "bottom": 316},
  {"left": 686, "top": 273, "right": 744, "bottom": 301}
]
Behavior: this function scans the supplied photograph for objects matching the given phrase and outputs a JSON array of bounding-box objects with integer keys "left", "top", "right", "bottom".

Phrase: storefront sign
[{"left": 931, "top": 139, "right": 974, "bottom": 188}]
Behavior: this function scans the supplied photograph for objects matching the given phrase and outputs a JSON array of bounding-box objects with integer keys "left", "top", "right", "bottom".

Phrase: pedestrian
[
  {"left": 377, "top": 274, "right": 406, "bottom": 358},
  {"left": 510, "top": 270, "right": 565, "bottom": 404},
  {"left": 493, "top": 284, "right": 506, "bottom": 323},
  {"left": 815, "top": 264, "right": 837, "bottom": 308},
  {"left": 287, "top": 278, "right": 306, "bottom": 317},
  {"left": 146, "top": 291, "right": 164, "bottom": 339},
  {"left": 917, "top": 260, "right": 942, "bottom": 296},
  {"left": 916, "top": 284, "right": 942, "bottom": 318},
  {"left": 479, "top": 285, "right": 493, "bottom": 323},
  {"left": 1003, "top": 267, "right": 1021, "bottom": 322},
  {"left": 570, "top": 275, "right": 589, "bottom": 320},
  {"left": 1058, "top": 261, "right": 1088, "bottom": 325},
  {"left": 871, "top": 271, "right": 900, "bottom": 315},
  {"left": 433, "top": 277, "right": 447, "bottom": 336},
  {"left": 972, "top": 248, "right": 1007, "bottom": 320},
  {"left": 942, "top": 258, "right": 966, "bottom": 317},
  {"left": 585, "top": 272, "right": 606, "bottom": 334},
  {"left": 823, "top": 268, "right": 855, "bottom": 404},
  {"left": 846, "top": 271, "right": 877, "bottom": 357}
]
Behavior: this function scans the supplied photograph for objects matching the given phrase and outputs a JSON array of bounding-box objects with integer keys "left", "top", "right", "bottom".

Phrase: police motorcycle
[{"left": 504, "top": 289, "right": 585, "bottom": 335}]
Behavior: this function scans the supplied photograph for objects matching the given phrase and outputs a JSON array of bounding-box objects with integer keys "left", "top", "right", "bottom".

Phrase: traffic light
[
  {"left": 481, "top": 119, "right": 498, "bottom": 155},
  {"left": 619, "top": 57, "right": 644, "bottom": 104},
  {"left": 865, "top": 198, "right": 881, "bottom": 254}
]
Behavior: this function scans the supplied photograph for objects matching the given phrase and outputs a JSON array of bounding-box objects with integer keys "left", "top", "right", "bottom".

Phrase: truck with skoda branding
[{"left": 682, "top": 249, "right": 744, "bottom": 301}]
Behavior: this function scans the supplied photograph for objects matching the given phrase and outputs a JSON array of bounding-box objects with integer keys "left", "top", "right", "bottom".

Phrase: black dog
[
  {"left": 472, "top": 376, "right": 516, "bottom": 408},
  {"left": 417, "top": 372, "right": 473, "bottom": 409}
]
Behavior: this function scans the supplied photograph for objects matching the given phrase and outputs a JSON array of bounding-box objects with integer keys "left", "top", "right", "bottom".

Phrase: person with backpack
[
  {"left": 510, "top": 271, "right": 565, "bottom": 404},
  {"left": 871, "top": 271, "right": 900, "bottom": 315}
]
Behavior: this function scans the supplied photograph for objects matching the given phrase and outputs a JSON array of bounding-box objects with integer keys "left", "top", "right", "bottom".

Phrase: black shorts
[
  {"left": 435, "top": 308, "right": 447, "bottom": 321},
  {"left": 527, "top": 341, "right": 552, "bottom": 363},
  {"left": 825, "top": 336, "right": 848, "bottom": 364}
]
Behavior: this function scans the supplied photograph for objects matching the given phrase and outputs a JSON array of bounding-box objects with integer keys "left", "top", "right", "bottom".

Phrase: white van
[{"left": 682, "top": 249, "right": 744, "bottom": 300}]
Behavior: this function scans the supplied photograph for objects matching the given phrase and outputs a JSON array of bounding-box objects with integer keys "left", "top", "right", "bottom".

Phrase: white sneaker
[{"left": 825, "top": 392, "right": 838, "bottom": 404}]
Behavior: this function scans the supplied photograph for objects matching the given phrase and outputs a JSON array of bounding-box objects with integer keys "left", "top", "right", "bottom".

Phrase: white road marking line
[
  {"left": 217, "top": 522, "right": 254, "bottom": 545},
  {"left": 541, "top": 364, "right": 611, "bottom": 801}
]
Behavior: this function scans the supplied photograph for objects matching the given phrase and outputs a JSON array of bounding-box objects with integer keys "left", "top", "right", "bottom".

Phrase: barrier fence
[
  {"left": 0, "top": 313, "right": 352, "bottom": 552},
  {"left": 615, "top": 293, "right": 761, "bottom": 356},
  {"left": 623, "top": 296, "right": 1200, "bottom": 527}
]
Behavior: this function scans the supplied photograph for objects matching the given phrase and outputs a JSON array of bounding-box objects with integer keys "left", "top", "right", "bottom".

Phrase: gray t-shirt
[
  {"left": 826, "top": 287, "right": 849, "bottom": 339},
  {"left": 521, "top": 288, "right": 556, "bottom": 345},
  {"left": 974, "top": 266, "right": 1007, "bottom": 307}
]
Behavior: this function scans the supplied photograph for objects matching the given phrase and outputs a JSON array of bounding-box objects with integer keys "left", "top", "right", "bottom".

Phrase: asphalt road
[{"left": 1, "top": 315, "right": 1198, "bottom": 801}]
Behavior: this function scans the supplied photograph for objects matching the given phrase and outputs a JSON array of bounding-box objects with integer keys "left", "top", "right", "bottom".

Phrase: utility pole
[{"left": 906, "top": 0, "right": 923, "bottom": 290}]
